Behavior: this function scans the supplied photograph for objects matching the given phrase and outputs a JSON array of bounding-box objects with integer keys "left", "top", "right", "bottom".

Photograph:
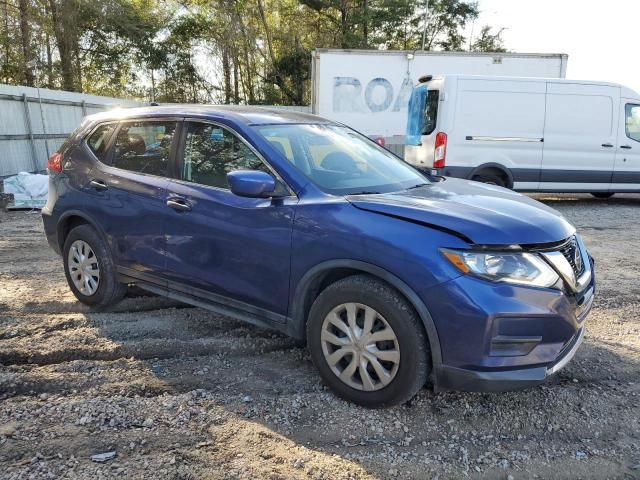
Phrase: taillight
[
  {"left": 374, "top": 137, "right": 386, "bottom": 147},
  {"left": 433, "top": 132, "right": 447, "bottom": 169},
  {"left": 47, "top": 152, "right": 62, "bottom": 173}
]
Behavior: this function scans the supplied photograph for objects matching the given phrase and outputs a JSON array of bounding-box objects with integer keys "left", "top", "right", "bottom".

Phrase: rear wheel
[
  {"left": 472, "top": 173, "right": 506, "bottom": 188},
  {"left": 591, "top": 192, "right": 615, "bottom": 199},
  {"left": 63, "top": 225, "right": 126, "bottom": 309},
  {"left": 307, "top": 275, "right": 430, "bottom": 407}
]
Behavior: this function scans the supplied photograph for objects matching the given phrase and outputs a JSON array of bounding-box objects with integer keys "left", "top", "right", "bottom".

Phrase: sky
[{"left": 471, "top": 0, "right": 640, "bottom": 94}]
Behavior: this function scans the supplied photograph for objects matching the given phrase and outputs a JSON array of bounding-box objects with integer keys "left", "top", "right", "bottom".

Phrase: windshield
[{"left": 255, "top": 124, "right": 429, "bottom": 195}]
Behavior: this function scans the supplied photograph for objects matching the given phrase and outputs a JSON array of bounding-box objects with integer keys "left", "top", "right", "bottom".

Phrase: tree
[{"left": 470, "top": 25, "right": 506, "bottom": 52}]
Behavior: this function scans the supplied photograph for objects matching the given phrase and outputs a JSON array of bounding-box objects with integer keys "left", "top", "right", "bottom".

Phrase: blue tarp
[{"left": 405, "top": 84, "right": 428, "bottom": 146}]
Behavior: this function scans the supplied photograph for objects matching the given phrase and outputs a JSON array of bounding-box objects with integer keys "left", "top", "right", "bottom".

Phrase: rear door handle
[
  {"left": 166, "top": 199, "right": 192, "bottom": 212},
  {"left": 620, "top": 145, "right": 632, "bottom": 150},
  {"left": 90, "top": 179, "right": 108, "bottom": 191},
  {"left": 601, "top": 143, "right": 614, "bottom": 148}
]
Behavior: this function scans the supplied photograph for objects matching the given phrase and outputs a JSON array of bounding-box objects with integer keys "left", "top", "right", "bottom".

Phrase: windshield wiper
[
  {"left": 405, "top": 183, "right": 430, "bottom": 191},
  {"left": 349, "top": 191, "right": 381, "bottom": 195}
]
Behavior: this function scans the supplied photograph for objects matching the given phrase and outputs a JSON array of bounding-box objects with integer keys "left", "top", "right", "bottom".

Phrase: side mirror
[{"left": 227, "top": 170, "right": 281, "bottom": 198}]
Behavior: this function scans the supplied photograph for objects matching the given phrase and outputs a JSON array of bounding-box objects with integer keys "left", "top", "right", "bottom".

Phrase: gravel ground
[{"left": 0, "top": 193, "right": 639, "bottom": 480}]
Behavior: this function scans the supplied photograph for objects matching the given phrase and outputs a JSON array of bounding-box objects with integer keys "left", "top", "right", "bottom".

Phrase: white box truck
[
  {"left": 403, "top": 75, "right": 640, "bottom": 196},
  {"left": 310, "top": 49, "right": 568, "bottom": 143}
]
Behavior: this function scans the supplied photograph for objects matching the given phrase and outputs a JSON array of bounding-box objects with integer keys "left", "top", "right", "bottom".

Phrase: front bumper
[
  {"left": 426, "top": 256, "right": 595, "bottom": 392},
  {"left": 434, "top": 327, "right": 585, "bottom": 392}
]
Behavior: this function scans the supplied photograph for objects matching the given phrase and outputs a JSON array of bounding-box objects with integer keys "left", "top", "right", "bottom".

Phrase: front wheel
[
  {"left": 63, "top": 224, "right": 126, "bottom": 309},
  {"left": 306, "top": 275, "right": 430, "bottom": 408},
  {"left": 591, "top": 192, "right": 615, "bottom": 199}
]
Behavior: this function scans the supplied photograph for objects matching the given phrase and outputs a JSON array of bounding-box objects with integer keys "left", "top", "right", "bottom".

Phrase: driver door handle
[
  {"left": 90, "top": 179, "right": 108, "bottom": 191},
  {"left": 620, "top": 145, "right": 632, "bottom": 150},
  {"left": 166, "top": 199, "right": 192, "bottom": 212}
]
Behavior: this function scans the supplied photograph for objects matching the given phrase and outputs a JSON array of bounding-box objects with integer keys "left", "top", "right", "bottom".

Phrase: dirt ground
[{"left": 0, "top": 194, "right": 639, "bottom": 480}]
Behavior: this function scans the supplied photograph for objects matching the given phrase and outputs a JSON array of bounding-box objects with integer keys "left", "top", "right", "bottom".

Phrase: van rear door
[{"left": 540, "top": 83, "right": 619, "bottom": 191}]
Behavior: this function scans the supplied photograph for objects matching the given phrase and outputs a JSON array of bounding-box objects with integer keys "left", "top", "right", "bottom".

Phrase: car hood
[{"left": 346, "top": 178, "right": 575, "bottom": 245}]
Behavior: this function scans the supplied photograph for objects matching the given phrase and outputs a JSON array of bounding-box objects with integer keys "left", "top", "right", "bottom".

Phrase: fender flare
[
  {"left": 289, "top": 259, "right": 443, "bottom": 371},
  {"left": 467, "top": 162, "right": 514, "bottom": 188},
  {"left": 56, "top": 209, "right": 111, "bottom": 252}
]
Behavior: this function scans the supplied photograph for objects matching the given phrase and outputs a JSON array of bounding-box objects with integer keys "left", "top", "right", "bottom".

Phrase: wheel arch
[
  {"left": 468, "top": 162, "right": 514, "bottom": 188},
  {"left": 289, "top": 259, "right": 443, "bottom": 371},
  {"left": 56, "top": 210, "right": 110, "bottom": 253}
]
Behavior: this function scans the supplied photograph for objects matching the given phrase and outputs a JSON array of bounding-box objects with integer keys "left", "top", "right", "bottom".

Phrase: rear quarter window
[{"left": 86, "top": 123, "right": 117, "bottom": 162}]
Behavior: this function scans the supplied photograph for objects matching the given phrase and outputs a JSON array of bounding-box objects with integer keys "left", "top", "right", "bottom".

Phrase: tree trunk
[
  {"left": 340, "top": 0, "right": 348, "bottom": 48},
  {"left": 222, "top": 46, "right": 231, "bottom": 104},
  {"left": 19, "top": 0, "right": 35, "bottom": 86},
  {"left": 48, "top": 0, "right": 77, "bottom": 91},
  {"left": 233, "top": 57, "right": 239, "bottom": 103},
  {"left": 362, "top": 0, "right": 368, "bottom": 48}
]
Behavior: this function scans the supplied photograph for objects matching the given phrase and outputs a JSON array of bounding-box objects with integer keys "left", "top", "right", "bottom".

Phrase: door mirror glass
[{"left": 227, "top": 170, "right": 279, "bottom": 198}]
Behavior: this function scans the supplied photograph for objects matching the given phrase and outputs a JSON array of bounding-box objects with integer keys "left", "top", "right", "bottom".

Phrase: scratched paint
[{"left": 333, "top": 76, "right": 415, "bottom": 113}]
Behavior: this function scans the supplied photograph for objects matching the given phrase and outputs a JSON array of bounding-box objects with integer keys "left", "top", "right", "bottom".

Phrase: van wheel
[
  {"left": 306, "top": 275, "right": 430, "bottom": 408},
  {"left": 62, "top": 225, "right": 126, "bottom": 309},
  {"left": 471, "top": 173, "right": 506, "bottom": 188},
  {"left": 591, "top": 192, "right": 614, "bottom": 199}
]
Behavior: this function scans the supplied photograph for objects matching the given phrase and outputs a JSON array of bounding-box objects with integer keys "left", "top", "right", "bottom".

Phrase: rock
[
  {"left": 243, "top": 395, "right": 253, "bottom": 403},
  {"left": 0, "top": 422, "right": 18, "bottom": 437},
  {"left": 91, "top": 451, "right": 116, "bottom": 463},
  {"left": 142, "top": 418, "right": 154, "bottom": 428},
  {"left": 576, "top": 451, "right": 587, "bottom": 459}
]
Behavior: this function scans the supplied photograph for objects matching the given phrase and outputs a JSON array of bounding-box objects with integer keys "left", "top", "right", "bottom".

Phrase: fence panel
[{"left": 0, "top": 84, "right": 137, "bottom": 177}]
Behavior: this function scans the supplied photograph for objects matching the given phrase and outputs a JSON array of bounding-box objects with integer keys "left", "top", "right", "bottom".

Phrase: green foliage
[{"left": 0, "top": 0, "right": 507, "bottom": 103}]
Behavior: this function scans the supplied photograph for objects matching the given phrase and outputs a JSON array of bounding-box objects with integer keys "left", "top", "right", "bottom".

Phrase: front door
[
  {"left": 540, "top": 83, "right": 619, "bottom": 191},
  {"left": 163, "top": 120, "right": 296, "bottom": 319},
  {"left": 613, "top": 102, "right": 640, "bottom": 191}
]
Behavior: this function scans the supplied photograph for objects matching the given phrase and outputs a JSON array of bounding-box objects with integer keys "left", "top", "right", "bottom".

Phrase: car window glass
[
  {"left": 112, "top": 121, "right": 176, "bottom": 176},
  {"left": 86, "top": 123, "right": 116, "bottom": 162},
  {"left": 182, "top": 122, "right": 270, "bottom": 189},
  {"left": 625, "top": 104, "right": 640, "bottom": 142},
  {"left": 255, "top": 124, "right": 427, "bottom": 195},
  {"left": 422, "top": 89, "right": 439, "bottom": 135}
]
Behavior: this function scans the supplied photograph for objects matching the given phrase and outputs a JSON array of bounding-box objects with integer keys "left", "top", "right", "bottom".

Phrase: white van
[{"left": 404, "top": 75, "right": 640, "bottom": 197}]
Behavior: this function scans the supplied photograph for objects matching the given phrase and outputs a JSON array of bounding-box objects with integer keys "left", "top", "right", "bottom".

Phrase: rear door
[
  {"left": 89, "top": 118, "right": 178, "bottom": 280},
  {"left": 540, "top": 83, "right": 620, "bottom": 191},
  {"left": 163, "top": 119, "right": 296, "bottom": 320},
  {"left": 612, "top": 102, "right": 640, "bottom": 191}
]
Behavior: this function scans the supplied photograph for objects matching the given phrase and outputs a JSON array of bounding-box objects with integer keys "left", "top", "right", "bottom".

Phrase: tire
[
  {"left": 62, "top": 224, "right": 126, "bottom": 309},
  {"left": 471, "top": 173, "right": 506, "bottom": 188},
  {"left": 591, "top": 192, "right": 614, "bottom": 199},
  {"left": 306, "top": 275, "right": 430, "bottom": 408}
]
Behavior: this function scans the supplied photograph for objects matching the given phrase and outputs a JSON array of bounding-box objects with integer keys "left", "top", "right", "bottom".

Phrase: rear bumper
[{"left": 434, "top": 327, "right": 585, "bottom": 392}]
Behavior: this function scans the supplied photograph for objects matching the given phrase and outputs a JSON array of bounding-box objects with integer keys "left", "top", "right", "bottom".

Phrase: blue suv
[{"left": 42, "top": 106, "right": 595, "bottom": 407}]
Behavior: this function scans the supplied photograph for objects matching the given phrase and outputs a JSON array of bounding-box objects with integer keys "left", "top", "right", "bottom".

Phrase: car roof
[{"left": 85, "top": 104, "right": 336, "bottom": 126}]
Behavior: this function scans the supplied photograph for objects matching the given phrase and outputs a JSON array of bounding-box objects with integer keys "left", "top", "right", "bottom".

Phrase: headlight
[{"left": 441, "top": 249, "right": 559, "bottom": 288}]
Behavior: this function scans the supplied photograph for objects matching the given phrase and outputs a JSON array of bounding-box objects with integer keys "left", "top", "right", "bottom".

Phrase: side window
[
  {"left": 181, "top": 122, "right": 270, "bottom": 189},
  {"left": 111, "top": 121, "right": 176, "bottom": 176},
  {"left": 86, "top": 123, "right": 116, "bottom": 162},
  {"left": 625, "top": 104, "right": 640, "bottom": 142}
]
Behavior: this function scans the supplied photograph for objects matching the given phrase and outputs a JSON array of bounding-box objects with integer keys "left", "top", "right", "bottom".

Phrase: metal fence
[{"left": 0, "top": 84, "right": 138, "bottom": 177}]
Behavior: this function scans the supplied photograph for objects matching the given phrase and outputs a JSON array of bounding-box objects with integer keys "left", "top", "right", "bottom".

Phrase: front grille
[{"left": 559, "top": 236, "right": 585, "bottom": 278}]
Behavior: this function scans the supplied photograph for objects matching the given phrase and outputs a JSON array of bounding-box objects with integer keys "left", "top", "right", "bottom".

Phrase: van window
[
  {"left": 422, "top": 90, "right": 439, "bottom": 135},
  {"left": 625, "top": 104, "right": 640, "bottom": 142},
  {"left": 111, "top": 121, "right": 177, "bottom": 177},
  {"left": 86, "top": 123, "right": 116, "bottom": 162}
]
